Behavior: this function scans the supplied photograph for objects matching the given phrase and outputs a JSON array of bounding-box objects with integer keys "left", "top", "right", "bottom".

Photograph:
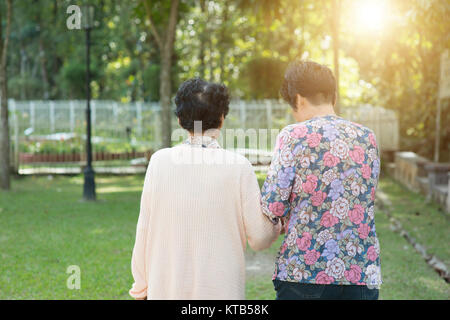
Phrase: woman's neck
[{"left": 189, "top": 128, "right": 221, "bottom": 140}]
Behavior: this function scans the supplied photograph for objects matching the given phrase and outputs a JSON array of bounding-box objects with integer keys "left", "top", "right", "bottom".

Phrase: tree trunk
[
  {"left": 0, "top": 70, "right": 10, "bottom": 190},
  {"left": 331, "top": 0, "right": 340, "bottom": 114},
  {"left": 0, "top": 0, "right": 12, "bottom": 190},
  {"left": 35, "top": 1, "right": 50, "bottom": 100},
  {"left": 198, "top": 0, "right": 206, "bottom": 78},
  {"left": 219, "top": 4, "right": 228, "bottom": 83},
  {"left": 160, "top": 54, "right": 172, "bottom": 148},
  {"left": 39, "top": 38, "right": 50, "bottom": 100},
  {"left": 20, "top": 46, "right": 27, "bottom": 99},
  {"left": 159, "top": 0, "right": 179, "bottom": 148},
  {"left": 208, "top": 34, "right": 213, "bottom": 81},
  {"left": 207, "top": 2, "right": 214, "bottom": 81}
]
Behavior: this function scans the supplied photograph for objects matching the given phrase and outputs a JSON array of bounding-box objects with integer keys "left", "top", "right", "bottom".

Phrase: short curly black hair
[
  {"left": 174, "top": 78, "right": 230, "bottom": 132},
  {"left": 280, "top": 60, "right": 336, "bottom": 108}
]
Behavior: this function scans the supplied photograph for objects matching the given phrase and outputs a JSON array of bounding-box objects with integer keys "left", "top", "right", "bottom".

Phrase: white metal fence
[
  {"left": 340, "top": 104, "right": 399, "bottom": 152},
  {"left": 8, "top": 99, "right": 298, "bottom": 150},
  {"left": 7, "top": 99, "right": 399, "bottom": 170}
]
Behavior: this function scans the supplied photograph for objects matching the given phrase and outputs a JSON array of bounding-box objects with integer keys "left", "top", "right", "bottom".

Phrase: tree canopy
[{"left": 2, "top": 0, "right": 449, "bottom": 160}]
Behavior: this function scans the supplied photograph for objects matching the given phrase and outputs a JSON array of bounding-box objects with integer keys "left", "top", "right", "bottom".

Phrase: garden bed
[{"left": 19, "top": 150, "right": 152, "bottom": 164}]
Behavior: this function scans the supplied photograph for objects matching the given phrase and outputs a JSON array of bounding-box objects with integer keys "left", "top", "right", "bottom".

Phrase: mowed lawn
[{"left": 0, "top": 174, "right": 448, "bottom": 299}]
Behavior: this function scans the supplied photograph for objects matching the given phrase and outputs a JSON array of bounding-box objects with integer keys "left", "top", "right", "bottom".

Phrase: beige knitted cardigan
[{"left": 129, "top": 142, "right": 281, "bottom": 300}]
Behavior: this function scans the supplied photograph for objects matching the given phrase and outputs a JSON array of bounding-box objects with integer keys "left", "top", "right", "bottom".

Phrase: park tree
[
  {"left": 141, "top": 0, "right": 180, "bottom": 148},
  {"left": 331, "top": 0, "right": 341, "bottom": 113},
  {"left": 0, "top": 0, "right": 12, "bottom": 190}
]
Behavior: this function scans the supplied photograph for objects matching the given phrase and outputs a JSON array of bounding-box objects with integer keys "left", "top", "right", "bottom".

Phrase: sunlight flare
[{"left": 354, "top": 0, "right": 389, "bottom": 32}]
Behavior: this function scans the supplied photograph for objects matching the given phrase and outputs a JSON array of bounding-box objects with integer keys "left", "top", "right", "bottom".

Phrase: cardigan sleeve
[
  {"left": 129, "top": 159, "right": 154, "bottom": 299},
  {"left": 241, "top": 163, "right": 281, "bottom": 251}
]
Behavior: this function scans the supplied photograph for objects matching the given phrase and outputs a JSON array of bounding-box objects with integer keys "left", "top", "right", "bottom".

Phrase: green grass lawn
[
  {"left": 0, "top": 174, "right": 448, "bottom": 299},
  {"left": 378, "top": 177, "right": 450, "bottom": 266},
  {"left": 0, "top": 175, "right": 142, "bottom": 299}
]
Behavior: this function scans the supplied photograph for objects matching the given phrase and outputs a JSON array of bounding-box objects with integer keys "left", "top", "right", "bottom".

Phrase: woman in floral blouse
[{"left": 261, "top": 60, "right": 382, "bottom": 300}]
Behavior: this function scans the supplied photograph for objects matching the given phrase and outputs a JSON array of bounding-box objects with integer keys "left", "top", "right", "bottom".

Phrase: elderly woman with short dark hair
[{"left": 129, "top": 78, "right": 281, "bottom": 300}]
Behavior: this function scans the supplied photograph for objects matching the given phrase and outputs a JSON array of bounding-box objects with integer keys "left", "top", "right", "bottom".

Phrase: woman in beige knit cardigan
[{"left": 129, "top": 78, "right": 281, "bottom": 300}]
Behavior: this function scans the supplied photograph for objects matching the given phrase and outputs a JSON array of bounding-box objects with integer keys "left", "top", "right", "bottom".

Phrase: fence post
[
  {"left": 375, "top": 106, "right": 380, "bottom": 148},
  {"left": 91, "top": 100, "right": 96, "bottom": 132},
  {"left": 285, "top": 101, "right": 291, "bottom": 124},
  {"left": 50, "top": 100, "right": 55, "bottom": 133},
  {"left": 265, "top": 100, "right": 272, "bottom": 130},
  {"left": 392, "top": 110, "right": 399, "bottom": 151},
  {"left": 153, "top": 102, "right": 162, "bottom": 149},
  {"left": 29, "top": 101, "right": 35, "bottom": 130},
  {"left": 137, "top": 101, "right": 143, "bottom": 137},
  {"left": 240, "top": 100, "right": 246, "bottom": 130},
  {"left": 113, "top": 102, "right": 118, "bottom": 128},
  {"left": 70, "top": 101, "right": 75, "bottom": 132}
]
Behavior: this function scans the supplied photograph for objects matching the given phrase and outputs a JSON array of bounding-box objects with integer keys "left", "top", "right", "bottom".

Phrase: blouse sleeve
[
  {"left": 241, "top": 162, "right": 281, "bottom": 251},
  {"left": 260, "top": 129, "right": 297, "bottom": 222},
  {"left": 129, "top": 158, "right": 154, "bottom": 299}
]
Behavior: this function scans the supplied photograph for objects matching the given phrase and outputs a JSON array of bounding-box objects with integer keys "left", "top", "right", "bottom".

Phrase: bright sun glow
[{"left": 354, "top": 0, "right": 389, "bottom": 32}]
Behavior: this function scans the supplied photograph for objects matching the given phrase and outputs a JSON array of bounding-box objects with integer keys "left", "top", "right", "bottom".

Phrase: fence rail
[{"left": 8, "top": 99, "right": 399, "bottom": 173}]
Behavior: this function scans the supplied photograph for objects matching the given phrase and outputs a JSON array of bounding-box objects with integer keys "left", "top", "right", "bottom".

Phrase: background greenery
[{"left": 2, "top": 0, "right": 449, "bottom": 160}]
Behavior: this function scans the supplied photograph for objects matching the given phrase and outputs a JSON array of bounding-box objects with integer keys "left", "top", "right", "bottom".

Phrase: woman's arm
[
  {"left": 260, "top": 129, "right": 297, "bottom": 230},
  {"left": 241, "top": 163, "right": 282, "bottom": 251},
  {"left": 129, "top": 160, "right": 154, "bottom": 300}
]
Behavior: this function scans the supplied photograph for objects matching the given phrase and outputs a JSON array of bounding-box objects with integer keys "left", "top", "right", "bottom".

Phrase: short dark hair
[
  {"left": 280, "top": 60, "right": 336, "bottom": 108},
  {"left": 175, "top": 78, "right": 230, "bottom": 132}
]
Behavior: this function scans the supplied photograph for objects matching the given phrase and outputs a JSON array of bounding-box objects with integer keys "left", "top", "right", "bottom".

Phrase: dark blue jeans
[{"left": 273, "top": 280, "right": 379, "bottom": 300}]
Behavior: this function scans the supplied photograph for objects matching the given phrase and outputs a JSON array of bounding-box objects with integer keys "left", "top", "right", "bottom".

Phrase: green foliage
[
  {"left": 5, "top": 0, "right": 449, "bottom": 159},
  {"left": 59, "top": 62, "right": 87, "bottom": 99},
  {"left": 8, "top": 74, "right": 42, "bottom": 99},
  {"left": 143, "top": 64, "right": 161, "bottom": 101},
  {"left": 22, "top": 140, "right": 82, "bottom": 154},
  {"left": 18, "top": 138, "right": 140, "bottom": 155},
  {"left": 241, "top": 58, "right": 287, "bottom": 99},
  {"left": 341, "top": 0, "right": 450, "bottom": 160}
]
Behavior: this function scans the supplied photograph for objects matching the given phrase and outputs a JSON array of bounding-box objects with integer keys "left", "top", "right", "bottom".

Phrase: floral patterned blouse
[{"left": 261, "top": 114, "right": 382, "bottom": 288}]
